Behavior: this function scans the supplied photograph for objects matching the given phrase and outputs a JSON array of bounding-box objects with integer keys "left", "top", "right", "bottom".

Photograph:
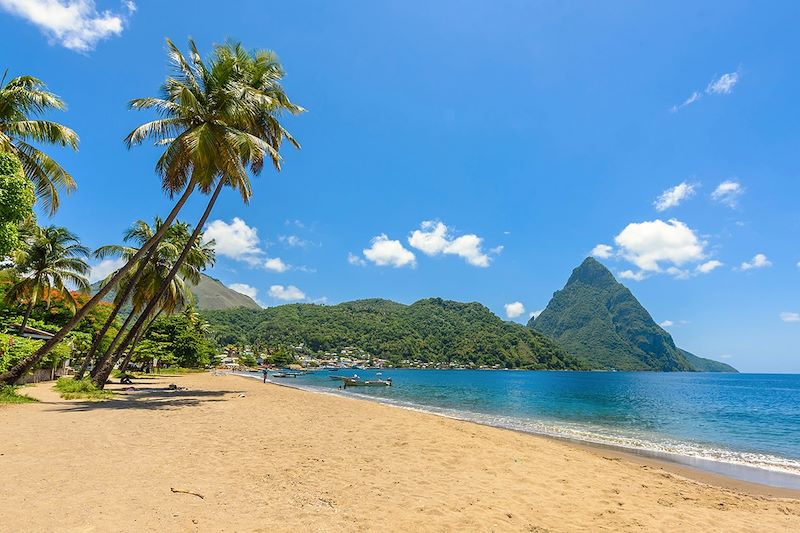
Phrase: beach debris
[
  {"left": 170, "top": 487, "right": 204, "bottom": 499},
  {"left": 238, "top": 393, "right": 246, "bottom": 398}
]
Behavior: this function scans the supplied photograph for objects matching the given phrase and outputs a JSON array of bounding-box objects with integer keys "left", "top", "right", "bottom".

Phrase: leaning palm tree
[
  {"left": 109, "top": 38, "right": 303, "bottom": 364},
  {"left": 0, "top": 38, "right": 303, "bottom": 386},
  {"left": 90, "top": 221, "right": 215, "bottom": 385},
  {"left": 0, "top": 71, "right": 78, "bottom": 215},
  {"left": 74, "top": 218, "right": 212, "bottom": 379},
  {"left": 5, "top": 225, "right": 90, "bottom": 333}
]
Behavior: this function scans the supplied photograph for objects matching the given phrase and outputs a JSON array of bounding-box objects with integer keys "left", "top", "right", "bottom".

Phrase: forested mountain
[
  {"left": 203, "top": 298, "right": 585, "bottom": 370},
  {"left": 93, "top": 273, "right": 259, "bottom": 312},
  {"left": 529, "top": 257, "right": 736, "bottom": 372}
]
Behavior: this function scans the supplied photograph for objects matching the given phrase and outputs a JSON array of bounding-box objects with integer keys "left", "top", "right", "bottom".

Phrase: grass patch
[
  {"left": 54, "top": 377, "right": 114, "bottom": 400},
  {"left": 0, "top": 385, "right": 38, "bottom": 404},
  {"left": 153, "top": 367, "right": 206, "bottom": 375}
]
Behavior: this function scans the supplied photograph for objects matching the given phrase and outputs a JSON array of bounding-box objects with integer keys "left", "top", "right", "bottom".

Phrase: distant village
[{"left": 219, "top": 343, "right": 503, "bottom": 371}]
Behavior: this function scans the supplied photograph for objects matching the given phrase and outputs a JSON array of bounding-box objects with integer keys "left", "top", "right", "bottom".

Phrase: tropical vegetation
[
  {"left": 0, "top": 38, "right": 303, "bottom": 386},
  {"left": 203, "top": 298, "right": 585, "bottom": 370}
]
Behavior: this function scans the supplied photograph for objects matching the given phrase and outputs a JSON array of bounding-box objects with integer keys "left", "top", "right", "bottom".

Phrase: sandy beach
[{"left": 1, "top": 372, "right": 798, "bottom": 532}]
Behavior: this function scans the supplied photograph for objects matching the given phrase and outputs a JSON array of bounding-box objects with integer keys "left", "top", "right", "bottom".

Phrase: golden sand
[{"left": 1, "top": 372, "right": 798, "bottom": 532}]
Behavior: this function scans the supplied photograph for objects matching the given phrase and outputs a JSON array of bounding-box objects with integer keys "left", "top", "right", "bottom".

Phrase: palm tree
[
  {"left": 5, "top": 225, "right": 90, "bottom": 333},
  {"left": 109, "top": 39, "right": 303, "bottom": 366},
  {"left": 0, "top": 71, "right": 78, "bottom": 215},
  {"left": 91, "top": 221, "right": 215, "bottom": 386},
  {"left": 74, "top": 218, "right": 212, "bottom": 379},
  {"left": 0, "top": 38, "right": 302, "bottom": 386}
]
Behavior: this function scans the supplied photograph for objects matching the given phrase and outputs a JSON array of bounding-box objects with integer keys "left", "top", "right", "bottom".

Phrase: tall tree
[
  {"left": 0, "top": 152, "right": 35, "bottom": 258},
  {"left": 108, "top": 39, "right": 303, "bottom": 373},
  {"left": 0, "top": 71, "right": 78, "bottom": 215},
  {"left": 75, "top": 218, "right": 211, "bottom": 378},
  {"left": 5, "top": 225, "right": 90, "bottom": 332},
  {"left": 91, "top": 220, "right": 215, "bottom": 385}
]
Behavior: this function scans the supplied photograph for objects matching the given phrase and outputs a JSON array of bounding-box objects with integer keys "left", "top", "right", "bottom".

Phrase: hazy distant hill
[
  {"left": 190, "top": 275, "right": 260, "bottom": 310},
  {"left": 202, "top": 298, "right": 586, "bottom": 370},
  {"left": 529, "top": 257, "right": 736, "bottom": 372},
  {"left": 679, "top": 349, "right": 737, "bottom": 373},
  {"left": 93, "top": 273, "right": 260, "bottom": 312}
]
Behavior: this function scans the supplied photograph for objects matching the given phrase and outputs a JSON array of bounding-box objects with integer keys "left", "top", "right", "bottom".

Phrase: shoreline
[
  {"left": 232, "top": 371, "right": 800, "bottom": 496},
  {"left": 2, "top": 372, "right": 799, "bottom": 531}
]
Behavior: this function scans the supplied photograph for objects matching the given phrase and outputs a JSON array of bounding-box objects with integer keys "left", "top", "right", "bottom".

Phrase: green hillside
[
  {"left": 530, "top": 257, "right": 735, "bottom": 372},
  {"left": 203, "top": 297, "right": 585, "bottom": 370}
]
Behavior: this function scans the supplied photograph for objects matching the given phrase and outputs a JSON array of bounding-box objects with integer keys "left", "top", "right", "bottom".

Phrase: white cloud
[
  {"left": 347, "top": 252, "right": 366, "bottom": 266},
  {"left": 203, "top": 218, "right": 263, "bottom": 265},
  {"left": 711, "top": 180, "right": 744, "bottom": 208},
  {"left": 229, "top": 283, "right": 258, "bottom": 301},
  {"left": 654, "top": 182, "right": 696, "bottom": 211},
  {"left": 504, "top": 301, "right": 525, "bottom": 319},
  {"left": 671, "top": 91, "right": 703, "bottom": 113},
  {"left": 707, "top": 72, "right": 739, "bottom": 95},
  {"left": 268, "top": 284, "right": 306, "bottom": 301},
  {"left": 0, "top": 0, "right": 134, "bottom": 52},
  {"left": 88, "top": 257, "right": 125, "bottom": 283},
  {"left": 591, "top": 244, "right": 614, "bottom": 259},
  {"left": 264, "top": 257, "right": 289, "bottom": 273},
  {"left": 529, "top": 309, "right": 543, "bottom": 320},
  {"left": 740, "top": 253, "right": 771, "bottom": 271},
  {"left": 618, "top": 269, "right": 647, "bottom": 281},
  {"left": 659, "top": 320, "right": 674, "bottom": 328},
  {"left": 363, "top": 235, "right": 416, "bottom": 268},
  {"left": 780, "top": 312, "right": 800, "bottom": 323},
  {"left": 696, "top": 260, "right": 723, "bottom": 274},
  {"left": 407, "top": 220, "right": 491, "bottom": 267},
  {"left": 489, "top": 245, "right": 504, "bottom": 255},
  {"left": 671, "top": 70, "right": 739, "bottom": 112},
  {"left": 279, "top": 235, "right": 310, "bottom": 247},
  {"left": 614, "top": 219, "right": 705, "bottom": 276}
]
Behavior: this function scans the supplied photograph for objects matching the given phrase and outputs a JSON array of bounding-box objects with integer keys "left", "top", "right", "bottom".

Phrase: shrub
[
  {"left": 0, "top": 385, "right": 37, "bottom": 404},
  {"left": 54, "top": 377, "right": 113, "bottom": 400}
]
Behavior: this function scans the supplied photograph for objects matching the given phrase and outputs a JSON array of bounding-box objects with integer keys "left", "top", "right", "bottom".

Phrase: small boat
[
  {"left": 272, "top": 372, "right": 299, "bottom": 378},
  {"left": 342, "top": 375, "right": 392, "bottom": 388}
]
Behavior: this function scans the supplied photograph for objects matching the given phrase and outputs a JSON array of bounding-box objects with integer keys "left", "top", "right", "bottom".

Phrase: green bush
[
  {"left": 53, "top": 377, "right": 113, "bottom": 400},
  {"left": 0, "top": 385, "right": 37, "bottom": 404},
  {"left": 0, "top": 152, "right": 35, "bottom": 257},
  {"left": 0, "top": 333, "right": 71, "bottom": 375}
]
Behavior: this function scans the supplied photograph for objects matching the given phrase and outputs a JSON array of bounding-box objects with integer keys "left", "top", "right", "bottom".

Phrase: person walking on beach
[{"left": 262, "top": 368, "right": 269, "bottom": 383}]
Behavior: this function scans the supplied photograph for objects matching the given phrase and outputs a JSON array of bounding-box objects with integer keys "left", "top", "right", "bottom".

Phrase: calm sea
[{"left": 238, "top": 369, "right": 800, "bottom": 489}]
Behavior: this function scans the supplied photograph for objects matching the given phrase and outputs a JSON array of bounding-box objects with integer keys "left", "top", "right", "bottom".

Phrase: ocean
[{"left": 239, "top": 369, "right": 800, "bottom": 489}]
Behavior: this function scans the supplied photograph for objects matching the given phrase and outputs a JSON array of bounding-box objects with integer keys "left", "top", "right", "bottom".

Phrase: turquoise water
[{"left": 240, "top": 369, "right": 800, "bottom": 488}]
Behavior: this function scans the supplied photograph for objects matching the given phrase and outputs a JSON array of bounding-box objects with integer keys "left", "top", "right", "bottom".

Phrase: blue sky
[{"left": 1, "top": 1, "right": 798, "bottom": 372}]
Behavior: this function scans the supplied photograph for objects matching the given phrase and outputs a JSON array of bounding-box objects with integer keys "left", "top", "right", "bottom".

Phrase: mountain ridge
[
  {"left": 529, "top": 257, "right": 736, "bottom": 372},
  {"left": 202, "top": 297, "right": 586, "bottom": 370}
]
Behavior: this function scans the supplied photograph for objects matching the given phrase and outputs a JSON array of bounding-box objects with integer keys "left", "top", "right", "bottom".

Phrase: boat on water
[
  {"left": 341, "top": 373, "right": 392, "bottom": 388},
  {"left": 271, "top": 372, "right": 300, "bottom": 378}
]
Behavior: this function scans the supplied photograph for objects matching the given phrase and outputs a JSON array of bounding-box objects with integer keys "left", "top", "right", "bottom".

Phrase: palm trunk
[
  {"left": 94, "top": 181, "right": 224, "bottom": 387},
  {"left": 75, "top": 247, "right": 157, "bottom": 380},
  {"left": 18, "top": 296, "right": 36, "bottom": 334},
  {"left": 0, "top": 181, "right": 196, "bottom": 385},
  {"left": 89, "top": 307, "right": 139, "bottom": 380},
  {"left": 119, "top": 308, "right": 161, "bottom": 373}
]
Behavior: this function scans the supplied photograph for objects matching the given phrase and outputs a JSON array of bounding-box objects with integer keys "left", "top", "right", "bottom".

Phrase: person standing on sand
[{"left": 262, "top": 368, "right": 268, "bottom": 383}]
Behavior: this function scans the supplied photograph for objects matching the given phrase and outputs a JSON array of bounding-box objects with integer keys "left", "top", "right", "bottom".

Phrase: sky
[{"left": 1, "top": 1, "right": 798, "bottom": 372}]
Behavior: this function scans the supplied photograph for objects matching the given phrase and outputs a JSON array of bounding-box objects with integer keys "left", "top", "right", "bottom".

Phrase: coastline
[
  {"left": 2, "top": 372, "right": 798, "bottom": 531},
  {"left": 235, "top": 371, "right": 800, "bottom": 498}
]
